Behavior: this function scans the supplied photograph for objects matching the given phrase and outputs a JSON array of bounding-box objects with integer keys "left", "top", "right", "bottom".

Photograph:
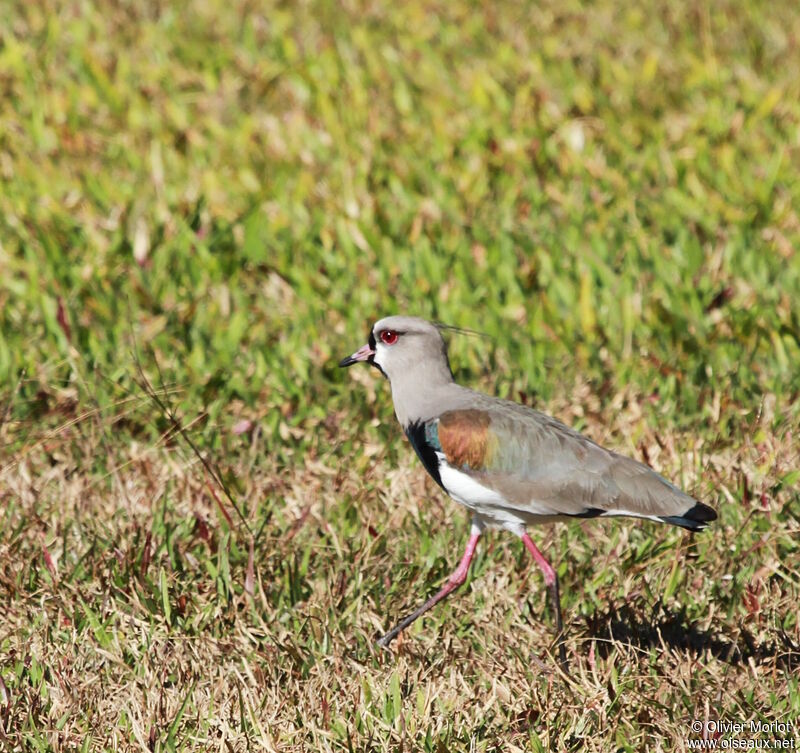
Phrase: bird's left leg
[
  {"left": 521, "top": 532, "right": 567, "bottom": 668},
  {"left": 376, "top": 519, "right": 483, "bottom": 649}
]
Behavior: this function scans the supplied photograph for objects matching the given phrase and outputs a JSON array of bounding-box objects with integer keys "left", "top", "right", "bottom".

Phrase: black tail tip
[{"left": 660, "top": 501, "right": 717, "bottom": 532}]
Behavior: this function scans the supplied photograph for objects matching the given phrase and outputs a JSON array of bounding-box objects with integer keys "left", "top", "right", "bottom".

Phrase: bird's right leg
[
  {"left": 376, "top": 521, "right": 483, "bottom": 649},
  {"left": 521, "top": 532, "right": 568, "bottom": 669}
]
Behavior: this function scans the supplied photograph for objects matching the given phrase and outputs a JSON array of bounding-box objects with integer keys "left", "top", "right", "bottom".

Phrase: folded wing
[{"left": 434, "top": 406, "right": 715, "bottom": 530}]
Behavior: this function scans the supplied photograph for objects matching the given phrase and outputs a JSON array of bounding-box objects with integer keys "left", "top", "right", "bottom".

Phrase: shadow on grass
[{"left": 584, "top": 602, "right": 800, "bottom": 672}]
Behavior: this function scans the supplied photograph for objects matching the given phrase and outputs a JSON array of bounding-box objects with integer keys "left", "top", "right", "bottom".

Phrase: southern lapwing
[{"left": 339, "top": 316, "right": 716, "bottom": 660}]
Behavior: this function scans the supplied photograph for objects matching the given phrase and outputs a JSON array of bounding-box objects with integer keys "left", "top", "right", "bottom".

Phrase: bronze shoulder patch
[{"left": 438, "top": 410, "right": 493, "bottom": 470}]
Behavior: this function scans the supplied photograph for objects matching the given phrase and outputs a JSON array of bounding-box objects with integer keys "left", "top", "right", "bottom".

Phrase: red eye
[{"left": 379, "top": 330, "right": 398, "bottom": 345}]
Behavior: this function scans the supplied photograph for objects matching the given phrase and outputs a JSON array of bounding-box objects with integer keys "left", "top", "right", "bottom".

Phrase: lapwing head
[{"left": 338, "top": 315, "right": 453, "bottom": 384}]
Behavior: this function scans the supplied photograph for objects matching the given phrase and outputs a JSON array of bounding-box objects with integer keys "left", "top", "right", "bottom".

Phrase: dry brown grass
[{"left": 2, "top": 378, "right": 797, "bottom": 751}]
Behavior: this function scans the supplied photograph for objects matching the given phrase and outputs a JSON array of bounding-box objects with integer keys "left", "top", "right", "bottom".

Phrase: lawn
[{"left": 1, "top": 0, "right": 799, "bottom": 750}]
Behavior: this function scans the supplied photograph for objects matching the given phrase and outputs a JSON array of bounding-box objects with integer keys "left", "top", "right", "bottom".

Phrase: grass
[{"left": 1, "top": 0, "right": 799, "bottom": 749}]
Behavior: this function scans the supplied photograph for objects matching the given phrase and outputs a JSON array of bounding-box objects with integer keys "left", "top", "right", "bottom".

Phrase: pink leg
[
  {"left": 521, "top": 532, "right": 567, "bottom": 667},
  {"left": 448, "top": 531, "right": 481, "bottom": 584},
  {"left": 377, "top": 530, "right": 481, "bottom": 648},
  {"left": 521, "top": 532, "right": 556, "bottom": 586}
]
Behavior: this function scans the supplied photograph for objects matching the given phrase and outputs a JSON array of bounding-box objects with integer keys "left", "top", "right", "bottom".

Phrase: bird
[{"left": 339, "top": 315, "right": 716, "bottom": 661}]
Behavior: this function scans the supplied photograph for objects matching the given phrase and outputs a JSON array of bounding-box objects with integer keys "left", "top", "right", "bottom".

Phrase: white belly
[{"left": 437, "top": 455, "right": 536, "bottom": 535}]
